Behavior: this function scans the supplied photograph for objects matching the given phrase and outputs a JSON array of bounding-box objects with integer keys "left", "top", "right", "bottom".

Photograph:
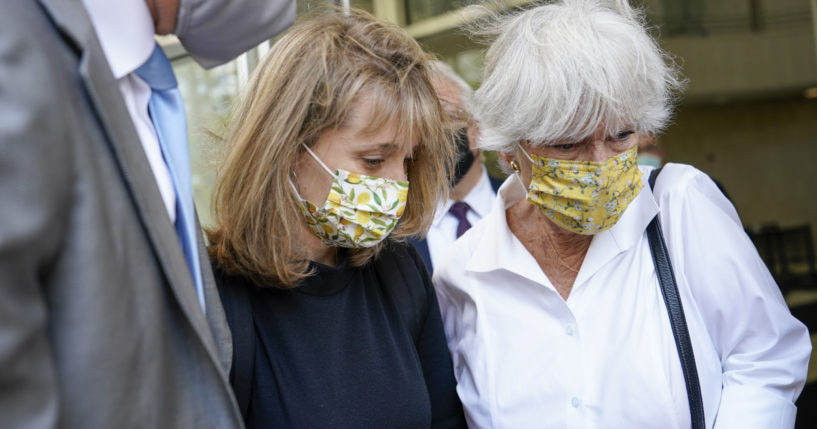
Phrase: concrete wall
[
  {"left": 664, "top": 27, "right": 817, "bottom": 102},
  {"left": 659, "top": 98, "right": 817, "bottom": 243}
]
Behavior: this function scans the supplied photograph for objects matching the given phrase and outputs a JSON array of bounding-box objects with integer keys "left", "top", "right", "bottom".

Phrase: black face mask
[{"left": 451, "top": 128, "right": 476, "bottom": 187}]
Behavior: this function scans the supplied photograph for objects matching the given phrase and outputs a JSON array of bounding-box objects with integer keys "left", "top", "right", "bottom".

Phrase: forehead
[{"left": 339, "top": 92, "right": 417, "bottom": 153}]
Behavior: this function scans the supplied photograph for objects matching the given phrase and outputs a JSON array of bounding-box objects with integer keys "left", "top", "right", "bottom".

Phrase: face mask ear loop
[
  {"left": 288, "top": 176, "right": 303, "bottom": 200},
  {"left": 513, "top": 142, "right": 535, "bottom": 193},
  {"left": 301, "top": 143, "right": 336, "bottom": 178},
  {"left": 516, "top": 142, "right": 536, "bottom": 163}
]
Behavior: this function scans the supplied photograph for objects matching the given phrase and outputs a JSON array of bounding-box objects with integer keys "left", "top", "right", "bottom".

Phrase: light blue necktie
[{"left": 135, "top": 44, "right": 205, "bottom": 312}]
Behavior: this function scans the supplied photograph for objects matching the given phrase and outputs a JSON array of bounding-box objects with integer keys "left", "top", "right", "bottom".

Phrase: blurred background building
[{"left": 163, "top": 1, "right": 817, "bottom": 425}]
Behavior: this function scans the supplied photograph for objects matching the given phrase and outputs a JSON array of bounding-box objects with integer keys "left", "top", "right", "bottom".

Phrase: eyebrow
[
  {"left": 356, "top": 141, "right": 417, "bottom": 158},
  {"left": 356, "top": 142, "right": 398, "bottom": 152}
]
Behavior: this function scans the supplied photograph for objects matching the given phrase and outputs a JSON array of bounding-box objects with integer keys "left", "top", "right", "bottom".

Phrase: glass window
[{"left": 172, "top": 57, "right": 240, "bottom": 228}]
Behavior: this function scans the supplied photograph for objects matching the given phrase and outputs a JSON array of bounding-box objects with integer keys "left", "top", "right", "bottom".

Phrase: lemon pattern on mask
[
  {"left": 298, "top": 170, "right": 409, "bottom": 248},
  {"left": 526, "top": 146, "right": 643, "bottom": 235}
]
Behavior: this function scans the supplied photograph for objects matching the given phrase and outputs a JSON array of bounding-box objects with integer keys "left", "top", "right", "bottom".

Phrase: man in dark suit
[
  {"left": 412, "top": 62, "right": 504, "bottom": 273},
  {"left": 0, "top": 0, "right": 293, "bottom": 427}
]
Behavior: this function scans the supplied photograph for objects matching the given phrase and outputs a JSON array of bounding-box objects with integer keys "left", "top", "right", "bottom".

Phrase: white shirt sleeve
[{"left": 654, "top": 164, "right": 811, "bottom": 429}]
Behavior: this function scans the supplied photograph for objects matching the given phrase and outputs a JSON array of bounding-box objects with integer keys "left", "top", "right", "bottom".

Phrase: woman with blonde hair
[
  {"left": 208, "top": 9, "right": 466, "bottom": 428},
  {"left": 433, "top": 0, "right": 810, "bottom": 428}
]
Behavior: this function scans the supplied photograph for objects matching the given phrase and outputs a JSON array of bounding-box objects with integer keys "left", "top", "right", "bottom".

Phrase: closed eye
[
  {"left": 611, "top": 130, "right": 635, "bottom": 141},
  {"left": 363, "top": 158, "right": 384, "bottom": 167},
  {"left": 554, "top": 143, "right": 577, "bottom": 151}
]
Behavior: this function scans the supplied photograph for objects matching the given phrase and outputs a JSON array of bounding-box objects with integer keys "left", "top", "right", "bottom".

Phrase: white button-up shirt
[
  {"left": 433, "top": 163, "right": 810, "bottom": 429},
  {"left": 82, "top": 0, "right": 177, "bottom": 221}
]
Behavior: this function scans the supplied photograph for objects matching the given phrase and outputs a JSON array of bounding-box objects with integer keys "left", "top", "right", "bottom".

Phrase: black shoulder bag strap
[
  {"left": 647, "top": 168, "right": 706, "bottom": 429},
  {"left": 222, "top": 282, "right": 255, "bottom": 420}
]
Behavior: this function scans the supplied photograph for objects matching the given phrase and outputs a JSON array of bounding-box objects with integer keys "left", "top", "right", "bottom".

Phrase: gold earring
[{"left": 510, "top": 160, "right": 520, "bottom": 172}]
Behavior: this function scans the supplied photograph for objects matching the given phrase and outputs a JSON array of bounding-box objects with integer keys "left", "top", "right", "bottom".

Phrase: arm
[
  {"left": 656, "top": 165, "right": 811, "bottom": 429},
  {"left": 405, "top": 246, "right": 468, "bottom": 429},
  {"left": 0, "top": 3, "right": 75, "bottom": 427}
]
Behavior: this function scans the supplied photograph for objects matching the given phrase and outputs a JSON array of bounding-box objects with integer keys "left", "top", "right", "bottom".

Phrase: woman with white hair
[{"left": 432, "top": 1, "right": 811, "bottom": 428}]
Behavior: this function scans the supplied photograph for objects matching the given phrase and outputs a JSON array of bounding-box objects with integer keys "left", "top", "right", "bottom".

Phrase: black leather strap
[{"left": 647, "top": 168, "right": 705, "bottom": 429}]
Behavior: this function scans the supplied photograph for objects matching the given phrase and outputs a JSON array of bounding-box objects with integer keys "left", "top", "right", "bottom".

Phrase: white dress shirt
[
  {"left": 82, "top": 0, "right": 177, "bottom": 221},
  {"left": 433, "top": 163, "right": 811, "bottom": 429},
  {"left": 427, "top": 169, "right": 497, "bottom": 269}
]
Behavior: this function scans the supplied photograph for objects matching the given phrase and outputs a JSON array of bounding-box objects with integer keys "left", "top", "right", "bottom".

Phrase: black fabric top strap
[{"left": 647, "top": 168, "right": 706, "bottom": 429}]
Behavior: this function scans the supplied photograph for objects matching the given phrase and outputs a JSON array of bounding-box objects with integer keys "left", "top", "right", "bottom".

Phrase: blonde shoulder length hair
[{"left": 207, "top": 9, "right": 453, "bottom": 288}]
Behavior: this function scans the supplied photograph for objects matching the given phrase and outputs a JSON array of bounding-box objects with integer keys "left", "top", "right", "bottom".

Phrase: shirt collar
[
  {"left": 574, "top": 167, "right": 658, "bottom": 285},
  {"left": 82, "top": 0, "right": 156, "bottom": 79},
  {"left": 464, "top": 174, "right": 543, "bottom": 281},
  {"left": 432, "top": 168, "right": 497, "bottom": 227},
  {"left": 464, "top": 168, "right": 659, "bottom": 286}
]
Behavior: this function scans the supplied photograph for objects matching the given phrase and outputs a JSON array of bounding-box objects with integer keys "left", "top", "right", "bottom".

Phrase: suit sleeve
[
  {"left": 656, "top": 165, "right": 811, "bottom": 429},
  {"left": 0, "top": 3, "right": 74, "bottom": 427},
  {"left": 404, "top": 245, "right": 468, "bottom": 429}
]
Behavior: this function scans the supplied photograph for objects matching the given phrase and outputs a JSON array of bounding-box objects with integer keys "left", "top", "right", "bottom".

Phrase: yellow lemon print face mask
[
  {"left": 291, "top": 144, "right": 409, "bottom": 248},
  {"left": 518, "top": 145, "right": 643, "bottom": 235}
]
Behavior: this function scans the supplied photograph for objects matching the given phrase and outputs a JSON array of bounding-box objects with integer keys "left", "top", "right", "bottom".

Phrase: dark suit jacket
[
  {"left": 411, "top": 175, "right": 504, "bottom": 273},
  {"left": 0, "top": 1, "right": 241, "bottom": 427}
]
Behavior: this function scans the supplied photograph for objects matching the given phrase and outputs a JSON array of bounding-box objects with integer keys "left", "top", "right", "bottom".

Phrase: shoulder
[
  {"left": 374, "top": 241, "right": 429, "bottom": 287},
  {"left": 1, "top": 1, "right": 76, "bottom": 99},
  {"left": 211, "top": 263, "right": 260, "bottom": 316},
  {"left": 650, "top": 163, "right": 741, "bottom": 227},
  {"left": 650, "top": 163, "right": 724, "bottom": 199},
  {"left": 0, "top": 7, "right": 65, "bottom": 134}
]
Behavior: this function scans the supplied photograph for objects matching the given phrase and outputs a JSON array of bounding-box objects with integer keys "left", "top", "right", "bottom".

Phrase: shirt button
[
  {"left": 565, "top": 324, "right": 574, "bottom": 336},
  {"left": 571, "top": 397, "right": 581, "bottom": 408}
]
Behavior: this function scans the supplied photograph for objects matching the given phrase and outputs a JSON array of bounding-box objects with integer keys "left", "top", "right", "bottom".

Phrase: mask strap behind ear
[
  {"left": 288, "top": 177, "right": 303, "bottom": 200},
  {"left": 302, "top": 143, "right": 335, "bottom": 177},
  {"left": 516, "top": 142, "right": 535, "bottom": 163},
  {"left": 513, "top": 142, "right": 533, "bottom": 192}
]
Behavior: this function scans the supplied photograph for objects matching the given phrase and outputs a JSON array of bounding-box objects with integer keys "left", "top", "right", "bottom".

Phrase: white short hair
[
  {"left": 470, "top": 0, "right": 685, "bottom": 153},
  {"left": 431, "top": 60, "right": 475, "bottom": 114}
]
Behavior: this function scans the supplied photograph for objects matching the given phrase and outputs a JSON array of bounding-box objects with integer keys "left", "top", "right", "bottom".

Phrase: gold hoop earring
[{"left": 510, "top": 161, "right": 520, "bottom": 172}]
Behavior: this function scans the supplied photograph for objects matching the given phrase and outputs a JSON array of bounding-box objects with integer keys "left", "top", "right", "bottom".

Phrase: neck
[
  {"left": 297, "top": 222, "right": 339, "bottom": 266},
  {"left": 543, "top": 217, "right": 593, "bottom": 260},
  {"left": 450, "top": 156, "right": 483, "bottom": 201}
]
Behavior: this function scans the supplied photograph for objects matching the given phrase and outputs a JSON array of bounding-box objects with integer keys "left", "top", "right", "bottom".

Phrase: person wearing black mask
[{"left": 411, "top": 61, "right": 504, "bottom": 272}]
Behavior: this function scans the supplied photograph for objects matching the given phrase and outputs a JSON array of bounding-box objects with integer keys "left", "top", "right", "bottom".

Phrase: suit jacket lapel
[
  {"left": 38, "top": 0, "right": 224, "bottom": 366},
  {"left": 197, "top": 214, "right": 233, "bottom": 374}
]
